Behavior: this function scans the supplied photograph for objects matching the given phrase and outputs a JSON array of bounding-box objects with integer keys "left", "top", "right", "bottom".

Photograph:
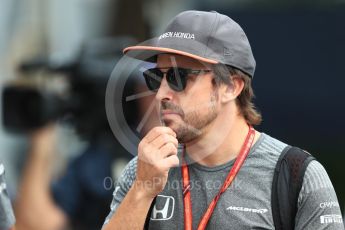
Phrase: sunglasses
[{"left": 143, "top": 67, "right": 212, "bottom": 92}]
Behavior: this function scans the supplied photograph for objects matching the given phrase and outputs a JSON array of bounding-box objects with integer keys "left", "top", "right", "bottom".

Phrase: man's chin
[
  {"left": 160, "top": 119, "right": 201, "bottom": 143},
  {"left": 161, "top": 119, "right": 177, "bottom": 130},
  {"left": 161, "top": 119, "right": 184, "bottom": 137},
  {"left": 160, "top": 115, "right": 179, "bottom": 125}
]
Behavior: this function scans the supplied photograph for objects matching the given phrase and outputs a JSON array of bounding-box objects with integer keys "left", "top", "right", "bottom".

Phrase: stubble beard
[{"left": 160, "top": 92, "right": 218, "bottom": 143}]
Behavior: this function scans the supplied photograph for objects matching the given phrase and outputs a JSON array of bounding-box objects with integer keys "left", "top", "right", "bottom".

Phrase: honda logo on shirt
[{"left": 150, "top": 195, "right": 175, "bottom": 220}]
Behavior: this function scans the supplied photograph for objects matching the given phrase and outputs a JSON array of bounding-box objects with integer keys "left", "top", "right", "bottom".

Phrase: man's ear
[{"left": 220, "top": 77, "right": 244, "bottom": 103}]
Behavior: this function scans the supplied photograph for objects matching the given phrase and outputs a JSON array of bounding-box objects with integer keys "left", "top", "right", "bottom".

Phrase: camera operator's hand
[
  {"left": 30, "top": 123, "right": 57, "bottom": 159},
  {"left": 16, "top": 123, "right": 67, "bottom": 230},
  {"left": 135, "top": 126, "right": 179, "bottom": 198}
]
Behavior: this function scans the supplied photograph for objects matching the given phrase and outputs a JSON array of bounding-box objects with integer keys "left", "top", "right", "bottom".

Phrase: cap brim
[{"left": 123, "top": 46, "right": 218, "bottom": 64}]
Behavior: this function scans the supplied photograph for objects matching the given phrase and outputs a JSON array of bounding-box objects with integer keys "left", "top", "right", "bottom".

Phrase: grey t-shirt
[
  {"left": 0, "top": 163, "right": 15, "bottom": 230},
  {"left": 104, "top": 133, "right": 344, "bottom": 229}
]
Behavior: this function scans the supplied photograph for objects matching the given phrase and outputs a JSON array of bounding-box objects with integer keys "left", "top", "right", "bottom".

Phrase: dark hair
[{"left": 212, "top": 64, "right": 262, "bottom": 126}]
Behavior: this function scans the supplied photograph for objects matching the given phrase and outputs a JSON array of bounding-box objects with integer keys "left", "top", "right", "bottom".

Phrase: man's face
[{"left": 155, "top": 54, "right": 219, "bottom": 143}]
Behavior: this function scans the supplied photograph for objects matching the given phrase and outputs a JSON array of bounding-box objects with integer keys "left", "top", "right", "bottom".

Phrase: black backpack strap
[
  {"left": 143, "top": 197, "right": 156, "bottom": 230},
  {"left": 271, "top": 146, "right": 315, "bottom": 230}
]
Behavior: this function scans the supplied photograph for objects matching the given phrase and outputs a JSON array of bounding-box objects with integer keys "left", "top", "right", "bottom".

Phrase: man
[
  {"left": 103, "top": 10, "right": 344, "bottom": 229},
  {"left": 0, "top": 163, "right": 15, "bottom": 230}
]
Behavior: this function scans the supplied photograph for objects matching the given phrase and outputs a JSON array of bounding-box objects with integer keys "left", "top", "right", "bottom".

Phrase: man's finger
[
  {"left": 144, "top": 126, "right": 176, "bottom": 143},
  {"left": 161, "top": 154, "right": 180, "bottom": 169},
  {"left": 159, "top": 142, "right": 178, "bottom": 159},
  {"left": 150, "top": 133, "right": 178, "bottom": 149}
]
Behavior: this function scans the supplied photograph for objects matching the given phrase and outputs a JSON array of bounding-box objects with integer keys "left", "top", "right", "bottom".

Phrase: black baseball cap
[{"left": 124, "top": 10, "right": 256, "bottom": 78}]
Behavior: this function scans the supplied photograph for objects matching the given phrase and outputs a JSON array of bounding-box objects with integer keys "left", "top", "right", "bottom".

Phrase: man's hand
[
  {"left": 135, "top": 126, "right": 179, "bottom": 198},
  {"left": 102, "top": 127, "right": 179, "bottom": 230}
]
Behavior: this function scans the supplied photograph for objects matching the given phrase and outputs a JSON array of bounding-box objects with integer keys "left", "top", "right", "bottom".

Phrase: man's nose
[{"left": 155, "top": 76, "right": 174, "bottom": 102}]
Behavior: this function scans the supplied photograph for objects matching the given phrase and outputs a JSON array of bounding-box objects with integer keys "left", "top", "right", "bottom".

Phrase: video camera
[{"left": 2, "top": 37, "right": 138, "bottom": 140}]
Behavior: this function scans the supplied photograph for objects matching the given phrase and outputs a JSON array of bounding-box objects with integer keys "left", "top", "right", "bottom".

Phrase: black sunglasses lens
[
  {"left": 167, "top": 68, "right": 187, "bottom": 92},
  {"left": 143, "top": 68, "right": 188, "bottom": 92},
  {"left": 143, "top": 68, "right": 163, "bottom": 92}
]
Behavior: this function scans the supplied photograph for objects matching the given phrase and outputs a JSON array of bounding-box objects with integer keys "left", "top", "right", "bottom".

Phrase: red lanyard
[{"left": 181, "top": 125, "right": 255, "bottom": 230}]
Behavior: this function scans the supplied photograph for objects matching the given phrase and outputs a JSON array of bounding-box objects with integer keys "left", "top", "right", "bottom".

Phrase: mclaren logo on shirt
[
  {"left": 226, "top": 206, "right": 268, "bottom": 214},
  {"left": 150, "top": 195, "right": 175, "bottom": 221}
]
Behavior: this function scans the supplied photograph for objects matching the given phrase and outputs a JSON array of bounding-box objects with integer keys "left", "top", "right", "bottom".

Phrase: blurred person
[
  {"left": 7, "top": 37, "right": 150, "bottom": 230},
  {"left": 13, "top": 74, "right": 158, "bottom": 230},
  {"left": 0, "top": 162, "right": 16, "bottom": 230},
  {"left": 103, "top": 10, "right": 344, "bottom": 230},
  {"left": 14, "top": 123, "right": 130, "bottom": 230},
  {"left": 13, "top": 102, "right": 132, "bottom": 230}
]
